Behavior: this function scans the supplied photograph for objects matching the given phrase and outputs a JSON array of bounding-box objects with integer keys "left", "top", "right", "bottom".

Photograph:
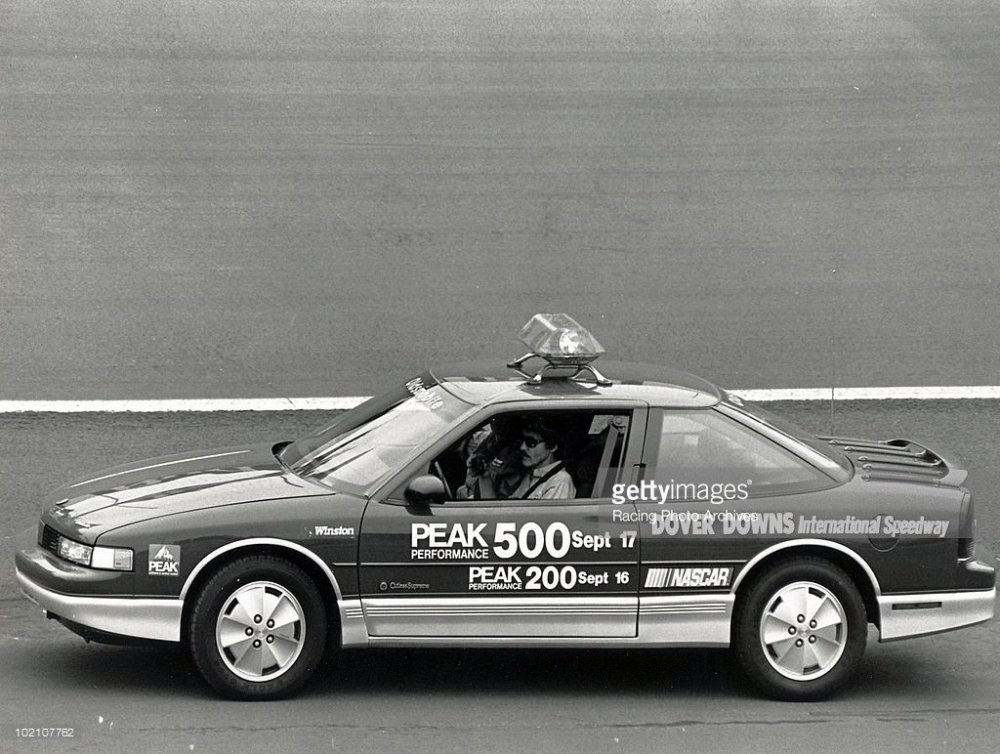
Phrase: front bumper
[{"left": 16, "top": 548, "right": 182, "bottom": 643}]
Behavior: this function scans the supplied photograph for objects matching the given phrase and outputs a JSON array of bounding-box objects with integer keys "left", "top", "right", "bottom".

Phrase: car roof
[{"left": 430, "top": 360, "right": 722, "bottom": 409}]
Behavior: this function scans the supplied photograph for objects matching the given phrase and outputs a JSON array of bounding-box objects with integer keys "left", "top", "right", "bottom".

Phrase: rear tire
[
  {"left": 734, "top": 558, "right": 866, "bottom": 701},
  {"left": 189, "top": 555, "right": 327, "bottom": 700}
]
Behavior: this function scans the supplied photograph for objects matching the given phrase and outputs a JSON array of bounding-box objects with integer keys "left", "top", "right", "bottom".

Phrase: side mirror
[{"left": 404, "top": 474, "right": 446, "bottom": 506}]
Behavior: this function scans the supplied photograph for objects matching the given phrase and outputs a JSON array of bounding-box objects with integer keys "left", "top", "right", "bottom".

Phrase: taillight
[{"left": 958, "top": 490, "right": 975, "bottom": 559}]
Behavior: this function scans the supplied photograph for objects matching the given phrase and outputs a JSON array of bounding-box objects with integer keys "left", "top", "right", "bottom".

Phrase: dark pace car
[{"left": 15, "top": 314, "right": 996, "bottom": 701}]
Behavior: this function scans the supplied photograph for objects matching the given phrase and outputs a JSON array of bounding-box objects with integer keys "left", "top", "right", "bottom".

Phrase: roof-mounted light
[
  {"left": 507, "top": 313, "right": 611, "bottom": 385},
  {"left": 518, "top": 313, "right": 605, "bottom": 365}
]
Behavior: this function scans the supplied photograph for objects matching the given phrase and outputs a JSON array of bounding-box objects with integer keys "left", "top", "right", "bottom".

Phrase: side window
[
  {"left": 649, "top": 410, "right": 827, "bottom": 497},
  {"left": 431, "top": 410, "right": 631, "bottom": 501}
]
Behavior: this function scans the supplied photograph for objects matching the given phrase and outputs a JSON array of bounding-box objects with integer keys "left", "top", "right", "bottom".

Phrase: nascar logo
[{"left": 644, "top": 566, "right": 732, "bottom": 589}]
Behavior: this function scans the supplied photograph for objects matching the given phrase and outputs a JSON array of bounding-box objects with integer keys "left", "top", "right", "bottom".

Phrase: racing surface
[
  {"left": 2, "top": 402, "right": 999, "bottom": 752},
  {"left": 3, "top": 0, "right": 1000, "bottom": 399},
  {"left": 4, "top": 0, "right": 1000, "bottom": 751}
]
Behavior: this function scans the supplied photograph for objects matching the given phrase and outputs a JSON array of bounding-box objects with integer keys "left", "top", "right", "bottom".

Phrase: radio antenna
[{"left": 829, "top": 266, "right": 837, "bottom": 435}]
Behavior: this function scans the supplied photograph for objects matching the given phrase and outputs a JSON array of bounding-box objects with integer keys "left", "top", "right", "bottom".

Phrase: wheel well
[
  {"left": 733, "top": 546, "right": 879, "bottom": 632},
  {"left": 180, "top": 545, "right": 341, "bottom": 645}
]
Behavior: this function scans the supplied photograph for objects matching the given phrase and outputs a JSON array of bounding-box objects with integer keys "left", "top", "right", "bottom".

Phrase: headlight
[
  {"left": 56, "top": 535, "right": 133, "bottom": 571},
  {"left": 57, "top": 536, "right": 91, "bottom": 566}
]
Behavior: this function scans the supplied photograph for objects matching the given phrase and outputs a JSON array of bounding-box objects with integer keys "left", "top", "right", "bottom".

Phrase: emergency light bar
[{"left": 507, "top": 313, "right": 611, "bottom": 385}]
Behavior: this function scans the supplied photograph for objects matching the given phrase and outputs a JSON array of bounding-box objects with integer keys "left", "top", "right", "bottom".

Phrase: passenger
[
  {"left": 508, "top": 421, "right": 576, "bottom": 500},
  {"left": 456, "top": 422, "right": 523, "bottom": 499}
]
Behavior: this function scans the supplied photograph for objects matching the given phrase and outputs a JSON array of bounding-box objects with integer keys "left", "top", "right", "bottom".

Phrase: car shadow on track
[
  {"left": 17, "top": 643, "right": 207, "bottom": 698},
  {"left": 313, "top": 646, "right": 748, "bottom": 698}
]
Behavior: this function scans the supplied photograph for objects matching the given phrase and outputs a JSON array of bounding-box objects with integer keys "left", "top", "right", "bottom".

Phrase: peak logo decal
[{"left": 148, "top": 544, "right": 181, "bottom": 576}]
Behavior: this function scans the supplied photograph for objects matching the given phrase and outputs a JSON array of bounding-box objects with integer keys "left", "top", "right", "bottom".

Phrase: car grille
[{"left": 40, "top": 524, "right": 61, "bottom": 555}]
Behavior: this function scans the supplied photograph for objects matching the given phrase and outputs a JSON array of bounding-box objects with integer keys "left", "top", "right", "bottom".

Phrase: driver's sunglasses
[{"left": 521, "top": 435, "right": 542, "bottom": 449}]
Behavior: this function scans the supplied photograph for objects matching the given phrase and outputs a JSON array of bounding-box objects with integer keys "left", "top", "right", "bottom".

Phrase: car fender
[
  {"left": 731, "top": 539, "right": 883, "bottom": 597},
  {"left": 180, "top": 538, "right": 346, "bottom": 602}
]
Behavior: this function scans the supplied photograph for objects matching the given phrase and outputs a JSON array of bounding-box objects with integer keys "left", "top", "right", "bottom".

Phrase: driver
[{"left": 507, "top": 421, "right": 576, "bottom": 500}]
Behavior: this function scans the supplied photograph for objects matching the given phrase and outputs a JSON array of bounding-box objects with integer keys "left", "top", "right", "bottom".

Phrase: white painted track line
[
  {"left": 733, "top": 386, "right": 1000, "bottom": 402},
  {"left": 0, "top": 397, "right": 369, "bottom": 413},
  {"left": 1, "top": 387, "right": 999, "bottom": 412}
]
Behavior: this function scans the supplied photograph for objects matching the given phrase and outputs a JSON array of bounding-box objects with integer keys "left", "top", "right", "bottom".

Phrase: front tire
[
  {"left": 734, "top": 558, "right": 866, "bottom": 701},
  {"left": 189, "top": 555, "right": 327, "bottom": 700}
]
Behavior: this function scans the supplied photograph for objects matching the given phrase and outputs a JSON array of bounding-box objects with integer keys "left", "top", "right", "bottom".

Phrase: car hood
[{"left": 43, "top": 442, "right": 332, "bottom": 543}]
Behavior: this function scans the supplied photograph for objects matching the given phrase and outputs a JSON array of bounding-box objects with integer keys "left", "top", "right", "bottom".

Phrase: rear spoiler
[{"left": 819, "top": 436, "right": 968, "bottom": 487}]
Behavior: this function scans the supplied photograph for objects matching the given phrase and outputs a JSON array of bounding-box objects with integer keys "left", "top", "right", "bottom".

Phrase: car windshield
[{"left": 280, "top": 375, "right": 471, "bottom": 494}]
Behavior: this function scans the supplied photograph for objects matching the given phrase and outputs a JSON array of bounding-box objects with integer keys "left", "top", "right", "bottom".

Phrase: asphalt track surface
[
  {"left": 2, "top": 402, "right": 1000, "bottom": 753},
  {"left": 4, "top": 0, "right": 1000, "bottom": 752},
  {"left": 3, "top": 0, "right": 999, "bottom": 401}
]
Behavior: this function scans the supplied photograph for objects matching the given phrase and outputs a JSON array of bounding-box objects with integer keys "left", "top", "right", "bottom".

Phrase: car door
[
  {"left": 357, "top": 407, "right": 646, "bottom": 639},
  {"left": 632, "top": 407, "right": 840, "bottom": 645}
]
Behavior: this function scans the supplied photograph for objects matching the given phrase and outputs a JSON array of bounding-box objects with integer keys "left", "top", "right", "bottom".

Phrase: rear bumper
[
  {"left": 878, "top": 586, "right": 995, "bottom": 641},
  {"left": 16, "top": 557, "right": 182, "bottom": 643}
]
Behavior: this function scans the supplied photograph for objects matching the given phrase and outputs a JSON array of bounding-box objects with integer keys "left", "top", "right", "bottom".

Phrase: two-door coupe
[{"left": 15, "top": 314, "right": 995, "bottom": 700}]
